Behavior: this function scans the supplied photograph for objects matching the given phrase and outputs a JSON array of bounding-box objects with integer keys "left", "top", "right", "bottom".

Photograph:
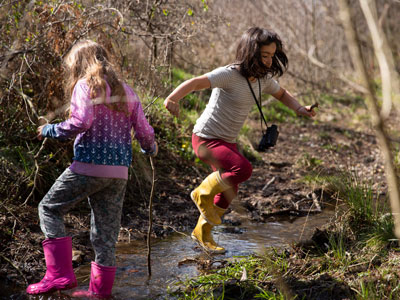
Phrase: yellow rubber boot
[
  {"left": 191, "top": 206, "right": 227, "bottom": 254},
  {"left": 214, "top": 205, "right": 227, "bottom": 219},
  {"left": 191, "top": 171, "right": 230, "bottom": 226}
]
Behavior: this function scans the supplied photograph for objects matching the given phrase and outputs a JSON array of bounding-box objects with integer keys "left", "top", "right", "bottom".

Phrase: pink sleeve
[
  {"left": 125, "top": 85, "right": 155, "bottom": 151},
  {"left": 50, "top": 80, "right": 93, "bottom": 139}
]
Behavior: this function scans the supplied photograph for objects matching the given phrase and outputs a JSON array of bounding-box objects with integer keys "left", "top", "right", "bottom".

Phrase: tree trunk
[
  {"left": 359, "top": 0, "right": 400, "bottom": 118},
  {"left": 338, "top": 0, "right": 400, "bottom": 238}
]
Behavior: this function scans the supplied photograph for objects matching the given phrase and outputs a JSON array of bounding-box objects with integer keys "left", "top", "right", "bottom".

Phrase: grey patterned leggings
[{"left": 39, "top": 168, "right": 127, "bottom": 266}]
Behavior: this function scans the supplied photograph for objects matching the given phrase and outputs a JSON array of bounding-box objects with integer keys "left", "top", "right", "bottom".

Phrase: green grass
[
  {"left": 143, "top": 96, "right": 196, "bottom": 162},
  {"left": 296, "top": 153, "right": 323, "bottom": 171},
  {"left": 0, "top": 146, "right": 34, "bottom": 175},
  {"left": 257, "top": 100, "right": 297, "bottom": 123},
  {"left": 167, "top": 256, "right": 285, "bottom": 300},
  {"left": 171, "top": 68, "right": 195, "bottom": 82},
  {"left": 169, "top": 169, "right": 399, "bottom": 299},
  {"left": 301, "top": 170, "right": 395, "bottom": 249}
]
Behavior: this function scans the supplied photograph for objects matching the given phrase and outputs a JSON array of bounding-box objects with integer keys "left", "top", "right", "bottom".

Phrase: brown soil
[
  {"left": 0, "top": 104, "right": 395, "bottom": 295},
  {"left": 241, "top": 118, "right": 386, "bottom": 222}
]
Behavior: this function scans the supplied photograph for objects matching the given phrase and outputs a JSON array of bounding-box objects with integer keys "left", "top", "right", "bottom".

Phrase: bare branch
[
  {"left": 295, "top": 46, "right": 368, "bottom": 93},
  {"left": 360, "top": 0, "right": 400, "bottom": 118},
  {"left": 339, "top": 0, "right": 400, "bottom": 239}
]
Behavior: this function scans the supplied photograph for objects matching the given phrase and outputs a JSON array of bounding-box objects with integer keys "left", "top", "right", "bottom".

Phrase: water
[{"left": 1, "top": 204, "right": 335, "bottom": 299}]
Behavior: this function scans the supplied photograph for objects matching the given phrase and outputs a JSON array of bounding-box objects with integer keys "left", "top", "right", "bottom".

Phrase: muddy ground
[{"left": 0, "top": 104, "right": 393, "bottom": 294}]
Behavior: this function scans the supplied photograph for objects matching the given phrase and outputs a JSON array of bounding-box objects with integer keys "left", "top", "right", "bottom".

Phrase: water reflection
[{"left": 3, "top": 207, "right": 335, "bottom": 300}]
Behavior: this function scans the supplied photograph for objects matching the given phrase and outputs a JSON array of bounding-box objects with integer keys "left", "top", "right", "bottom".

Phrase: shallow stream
[{"left": 2, "top": 202, "right": 335, "bottom": 300}]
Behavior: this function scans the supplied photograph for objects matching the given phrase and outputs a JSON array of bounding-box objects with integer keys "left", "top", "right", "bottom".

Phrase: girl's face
[{"left": 260, "top": 43, "right": 276, "bottom": 68}]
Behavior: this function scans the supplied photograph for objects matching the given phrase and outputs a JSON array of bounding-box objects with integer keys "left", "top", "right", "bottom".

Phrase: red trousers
[{"left": 192, "top": 134, "right": 252, "bottom": 209}]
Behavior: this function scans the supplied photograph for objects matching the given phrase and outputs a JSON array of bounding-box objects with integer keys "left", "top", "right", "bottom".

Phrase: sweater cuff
[{"left": 41, "top": 124, "right": 57, "bottom": 138}]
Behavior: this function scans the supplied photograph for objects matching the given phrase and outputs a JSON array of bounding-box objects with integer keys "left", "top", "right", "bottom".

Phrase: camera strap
[{"left": 246, "top": 77, "right": 269, "bottom": 133}]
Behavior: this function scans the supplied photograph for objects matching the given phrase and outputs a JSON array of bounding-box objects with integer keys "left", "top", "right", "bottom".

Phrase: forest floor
[{"left": 1, "top": 102, "right": 395, "bottom": 296}]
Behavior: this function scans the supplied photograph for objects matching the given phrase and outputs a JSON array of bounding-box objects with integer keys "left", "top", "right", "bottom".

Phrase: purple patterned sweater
[{"left": 42, "top": 79, "right": 155, "bottom": 179}]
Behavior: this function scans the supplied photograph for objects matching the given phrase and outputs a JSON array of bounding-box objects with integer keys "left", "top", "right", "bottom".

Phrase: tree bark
[
  {"left": 338, "top": 0, "right": 400, "bottom": 238},
  {"left": 359, "top": 0, "right": 400, "bottom": 118}
]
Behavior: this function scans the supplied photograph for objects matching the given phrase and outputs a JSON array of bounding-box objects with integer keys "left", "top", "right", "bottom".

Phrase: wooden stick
[
  {"left": 310, "top": 102, "right": 319, "bottom": 110},
  {"left": 147, "top": 156, "right": 155, "bottom": 276}
]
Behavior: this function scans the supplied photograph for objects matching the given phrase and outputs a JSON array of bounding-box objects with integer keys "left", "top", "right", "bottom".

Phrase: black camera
[{"left": 258, "top": 124, "right": 279, "bottom": 151}]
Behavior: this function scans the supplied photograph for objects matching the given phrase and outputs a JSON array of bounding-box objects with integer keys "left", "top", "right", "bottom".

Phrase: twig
[
  {"left": 0, "top": 202, "right": 24, "bottom": 227},
  {"left": 299, "top": 191, "right": 323, "bottom": 241},
  {"left": 262, "top": 177, "right": 275, "bottom": 192},
  {"left": 143, "top": 96, "right": 159, "bottom": 115},
  {"left": 152, "top": 221, "right": 189, "bottom": 238},
  {"left": 191, "top": 166, "right": 203, "bottom": 178},
  {"left": 147, "top": 156, "right": 156, "bottom": 277},
  {"left": 310, "top": 192, "right": 322, "bottom": 212},
  {"left": 0, "top": 254, "right": 28, "bottom": 285},
  {"left": 22, "top": 138, "right": 48, "bottom": 206}
]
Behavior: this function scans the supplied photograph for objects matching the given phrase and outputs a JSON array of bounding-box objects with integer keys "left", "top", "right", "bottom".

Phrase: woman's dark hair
[{"left": 235, "top": 27, "right": 288, "bottom": 78}]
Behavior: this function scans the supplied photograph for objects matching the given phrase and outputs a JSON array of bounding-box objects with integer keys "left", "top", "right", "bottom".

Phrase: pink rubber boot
[
  {"left": 26, "top": 237, "right": 77, "bottom": 294},
  {"left": 72, "top": 261, "right": 116, "bottom": 298}
]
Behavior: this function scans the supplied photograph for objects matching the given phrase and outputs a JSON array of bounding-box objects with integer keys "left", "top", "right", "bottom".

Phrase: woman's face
[{"left": 260, "top": 43, "right": 276, "bottom": 68}]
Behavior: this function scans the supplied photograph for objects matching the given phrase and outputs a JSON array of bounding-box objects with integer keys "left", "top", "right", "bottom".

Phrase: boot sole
[
  {"left": 26, "top": 280, "right": 77, "bottom": 295},
  {"left": 190, "top": 191, "right": 220, "bottom": 226},
  {"left": 191, "top": 233, "right": 226, "bottom": 254}
]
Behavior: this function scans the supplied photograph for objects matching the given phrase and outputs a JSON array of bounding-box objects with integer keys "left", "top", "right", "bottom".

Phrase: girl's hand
[
  {"left": 37, "top": 125, "right": 46, "bottom": 140},
  {"left": 296, "top": 106, "right": 317, "bottom": 118},
  {"left": 164, "top": 98, "right": 180, "bottom": 117},
  {"left": 141, "top": 142, "right": 158, "bottom": 157}
]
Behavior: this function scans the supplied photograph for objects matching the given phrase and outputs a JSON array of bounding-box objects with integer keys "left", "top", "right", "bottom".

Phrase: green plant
[
  {"left": 254, "top": 289, "right": 286, "bottom": 299},
  {"left": 344, "top": 177, "right": 375, "bottom": 225},
  {"left": 168, "top": 256, "right": 286, "bottom": 300},
  {"left": 297, "top": 153, "right": 323, "bottom": 170},
  {"left": 259, "top": 100, "right": 297, "bottom": 123},
  {"left": 327, "top": 229, "right": 350, "bottom": 266},
  {"left": 365, "top": 211, "right": 395, "bottom": 251},
  {"left": 299, "top": 173, "right": 344, "bottom": 193}
]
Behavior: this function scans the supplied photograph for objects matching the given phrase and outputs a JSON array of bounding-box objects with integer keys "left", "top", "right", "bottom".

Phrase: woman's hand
[
  {"left": 164, "top": 98, "right": 180, "bottom": 117},
  {"left": 296, "top": 105, "right": 317, "bottom": 118},
  {"left": 37, "top": 125, "right": 46, "bottom": 140}
]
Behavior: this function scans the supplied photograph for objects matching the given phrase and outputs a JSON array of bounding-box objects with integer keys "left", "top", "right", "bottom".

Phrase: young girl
[
  {"left": 164, "top": 27, "right": 317, "bottom": 253},
  {"left": 26, "top": 40, "right": 157, "bottom": 298}
]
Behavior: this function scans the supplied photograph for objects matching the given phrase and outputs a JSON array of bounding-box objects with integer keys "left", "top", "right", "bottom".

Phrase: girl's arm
[
  {"left": 272, "top": 87, "right": 316, "bottom": 117},
  {"left": 126, "top": 86, "right": 156, "bottom": 154},
  {"left": 164, "top": 75, "right": 211, "bottom": 117},
  {"left": 37, "top": 81, "right": 94, "bottom": 140}
]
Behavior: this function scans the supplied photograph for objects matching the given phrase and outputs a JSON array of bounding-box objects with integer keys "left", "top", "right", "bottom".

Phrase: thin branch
[
  {"left": 146, "top": 156, "right": 156, "bottom": 276},
  {"left": 339, "top": 0, "right": 400, "bottom": 238},
  {"left": 360, "top": 0, "right": 399, "bottom": 118},
  {"left": 0, "top": 254, "right": 28, "bottom": 285},
  {"left": 143, "top": 96, "right": 160, "bottom": 114},
  {"left": 22, "top": 138, "right": 48, "bottom": 206},
  {"left": 296, "top": 45, "right": 368, "bottom": 94},
  {"left": 0, "top": 48, "right": 35, "bottom": 61},
  {"left": 0, "top": 202, "right": 24, "bottom": 227}
]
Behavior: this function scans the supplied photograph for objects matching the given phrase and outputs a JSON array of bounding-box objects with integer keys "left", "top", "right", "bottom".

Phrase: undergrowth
[{"left": 168, "top": 172, "right": 399, "bottom": 300}]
